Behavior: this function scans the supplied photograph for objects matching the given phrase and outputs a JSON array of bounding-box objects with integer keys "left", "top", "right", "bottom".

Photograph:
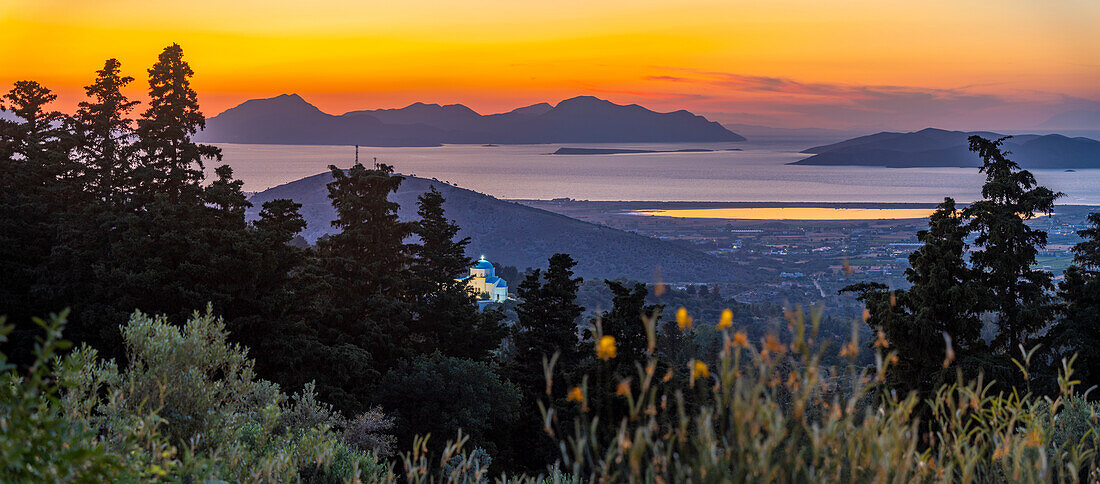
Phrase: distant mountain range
[
  {"left": 247, "top": 172, "right": 751, "bottom": 283},
  {"left": 789, "top": 128, "right": 1100, "bottom": 169},
  {"left": 198, "top": 94, "right": 745, "bottom": 146}
]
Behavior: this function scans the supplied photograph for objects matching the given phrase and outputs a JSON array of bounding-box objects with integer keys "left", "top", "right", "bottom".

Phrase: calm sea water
[{"left": 212, "top": 141, "right": 1100, "bottom": 204}]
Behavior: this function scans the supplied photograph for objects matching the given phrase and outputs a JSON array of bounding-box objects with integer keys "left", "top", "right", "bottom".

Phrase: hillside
[
  {"left": 790, "top": 127, "right": 1100, "bottom": 169},
  {"left": 199, "top": 94, "right": 745, "bottom": 146},
  {"left": 246, "top": 172, "right": 750, "bottom": 283}
]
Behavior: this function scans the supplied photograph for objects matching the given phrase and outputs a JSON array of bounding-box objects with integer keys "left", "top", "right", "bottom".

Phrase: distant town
[{"left": 519, "top": 200, "right": 1098, "bottom": 318}]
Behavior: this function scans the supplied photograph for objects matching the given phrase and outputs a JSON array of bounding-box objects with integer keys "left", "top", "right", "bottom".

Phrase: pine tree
[
  {"left": 963, "top": 135, "right": 1061, "bottom": 353},
  {"left": 134, "top": 43, "right": 219, "bottom": 203},
  {"left": 843, "top": 198, "right": 986, "bottom": 397},
  {"left": 0, "top": 81, "right": 73, "bottom": 362},
  {"left": 1048, "top": 213, "right": 1100, "bottom": 389},
  {"left": 906, "top": 198, "right": 985, "bottom": 351},
  {"left": 589, "top": 280, "right": 660, "bottom": 368},
  {"left": 70, "top": 58, "right": 138, "bottom": 205},
  {"left": 318, "top": 162, "right": 412, "bottom": 300},
  {"left": 512, "top": 253, "right": 585, "bottom": 387},
  {"left": 316, "top": 162, "right": 414, "bottom": 370},
  {"left": 409, "top": 186, "right": 503, "bottom": 360}
]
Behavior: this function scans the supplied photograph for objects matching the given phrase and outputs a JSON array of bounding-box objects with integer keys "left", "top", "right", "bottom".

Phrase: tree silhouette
[{"left": 963, "top": 135, "right": 1061, "bottom": 353}]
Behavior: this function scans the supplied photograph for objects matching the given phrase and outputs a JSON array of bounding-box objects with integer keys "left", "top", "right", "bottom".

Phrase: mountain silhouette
[
  {"left": 197, "top": 94, "right": 443, "bottom": 146},
  {"left": 198, "top": 94, "right": 745, "bottom": 146},
  {"left": 790, "top": 127, "right": 1100, "bottom": 169}
]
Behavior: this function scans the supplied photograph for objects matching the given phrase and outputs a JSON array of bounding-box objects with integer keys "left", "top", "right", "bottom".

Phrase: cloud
[
  {"left": 644, "top": 75, "right": 689, "bottom": 82},
  {"left": 627, "top": 68, "right": 1099, "bottom": 130}
]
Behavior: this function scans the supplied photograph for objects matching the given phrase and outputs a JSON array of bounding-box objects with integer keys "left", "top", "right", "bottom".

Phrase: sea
[{"left": 212, "top": 140, "right": 1100, "bottom": 205}]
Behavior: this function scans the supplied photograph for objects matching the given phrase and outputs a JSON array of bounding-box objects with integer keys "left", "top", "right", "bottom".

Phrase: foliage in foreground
[
  {"left": 0, "top": 310, "right": 391, "bottom": 482},
  {"left": 4, "top": 307, "right": 1099, "bottom": 482},
  {"left": 538, "top": 308, "right": 1100, "bottom": 482}
]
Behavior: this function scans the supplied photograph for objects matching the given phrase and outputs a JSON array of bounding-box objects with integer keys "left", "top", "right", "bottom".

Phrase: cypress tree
[
  {"left": 512, "top": 253, "right": 585, "bottom": 387},
  {"left": 409, "top": 186, "right": 504, "bottom": 361},
  {"left": 45, "top": 60, "right": 138, "bottom": 345},
  {"left": 134, "top": 43, "right": 219, "bottom": 203},
  {"left": 318, "top": 162, "right": 412, "bottom": 299},
  {"left": 843, "top": 198, "right": 986, "bottom": 397},
  {"left": 74, "top": 44, "right": 222, "bottom": 355},
  {"left": 316, "top": 162, "right": 414, "bottom": 370},
  {"left": 506, "top": 253, "right": 584, "bottom": 471},
  {"left": 963, "top": 135, "right": 1061, "bottom": 353},
  {"left": 70, "top": 58, "right": 138, "bottom": 205},
  {"left": 905, "top": 198, "right": 985, "bottom": 352}
]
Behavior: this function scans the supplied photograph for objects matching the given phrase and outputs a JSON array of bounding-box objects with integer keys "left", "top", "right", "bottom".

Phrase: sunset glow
[
  {"left": 632, "top": 208, "right": 939, "bottom": 220},
  {"left": 2, "top": 0, "right": 1098, "bottom": 129}
]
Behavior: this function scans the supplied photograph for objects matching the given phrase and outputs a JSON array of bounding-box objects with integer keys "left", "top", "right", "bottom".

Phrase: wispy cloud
[{"left": 620, "top": 68, "right": 1100, "bottom": 130}]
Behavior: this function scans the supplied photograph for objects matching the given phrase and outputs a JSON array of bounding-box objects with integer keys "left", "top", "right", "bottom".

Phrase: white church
[{"left": 459, "top": 256, "right": 508, "bottom": 303}]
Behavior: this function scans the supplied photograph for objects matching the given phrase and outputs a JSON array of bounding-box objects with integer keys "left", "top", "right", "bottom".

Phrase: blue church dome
[{"left": 474, "top": 256, "right": 494, "bottom": 270}]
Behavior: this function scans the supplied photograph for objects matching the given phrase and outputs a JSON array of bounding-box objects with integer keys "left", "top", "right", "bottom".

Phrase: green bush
[
  {"left": 1, "top": 309, "right": 391, "bottom": 483},
  {"left": 0, "top": 313, "right": 124, "bottom": 481}
]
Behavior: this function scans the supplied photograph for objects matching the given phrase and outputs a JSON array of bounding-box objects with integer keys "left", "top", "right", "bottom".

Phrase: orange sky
[{"left": 2, "top": 0, "right": 1098, "bottom": 129}]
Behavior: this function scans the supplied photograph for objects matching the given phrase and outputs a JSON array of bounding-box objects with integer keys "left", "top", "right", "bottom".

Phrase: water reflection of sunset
[{"left": 632, "top": 207, "right": 937, "bottom": 220}]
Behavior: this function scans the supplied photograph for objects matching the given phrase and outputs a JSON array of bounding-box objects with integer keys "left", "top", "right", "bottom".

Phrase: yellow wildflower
[
  {"left": 597, "top": 335, "right": 617, "bottom": 360},
  {"left": 676, "top": 307, "right": 693, "bottom": 331},
  {"left": 786, "top": 371, "right": 800, "bottom": 391},
  {"left": 1024, "top": 427, "right": 1043, "bottom": 448},
  {"left": 764, "top": 334, "right": 786, "bottom": 354},
  {"left": 732, "top": 331, "right": 749, "bottom": 348},
  {"left": 718, "top": 309, "right": 733, "bottom": 330},
  {"left": 873, "top": 330, "right": 890, "bottom": 348},
  {"left": 616, "top": 379, "right": 632, "bottom": 397},
  {"left": 862, "top": 308, "right": 871, "bottom": 322},
  {"left": 839, "top": 340, "right": 859, "bottom": 358},
  {"left": 567, "top": 386, "right": 584, "bottom": 403},
  {"left": 942, "top": 333, "right": 956, "bottom": 368},
  {"left": 691, "top": 360, "right": 710, "bottom": 379}
]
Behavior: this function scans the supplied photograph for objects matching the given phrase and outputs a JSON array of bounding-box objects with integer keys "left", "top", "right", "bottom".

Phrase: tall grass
[
  {"left": 2, "top": 307, "right": 1097, "bottom": 482},
  {"left": 517, "top": 307, "right": 1099, "bottom": 483}
]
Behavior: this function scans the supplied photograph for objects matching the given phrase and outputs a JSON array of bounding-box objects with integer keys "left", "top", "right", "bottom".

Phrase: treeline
[
  {"left": 0, "top": 44, "right": 524, "bottom": 469},
  {"left": 844, "top": 136, "right": 1100, "bottom": 404}
]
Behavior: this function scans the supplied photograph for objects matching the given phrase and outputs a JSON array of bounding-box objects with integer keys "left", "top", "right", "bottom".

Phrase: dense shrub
[{"left": 1, "top": 310, "right": 391, "bottom": 482}]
